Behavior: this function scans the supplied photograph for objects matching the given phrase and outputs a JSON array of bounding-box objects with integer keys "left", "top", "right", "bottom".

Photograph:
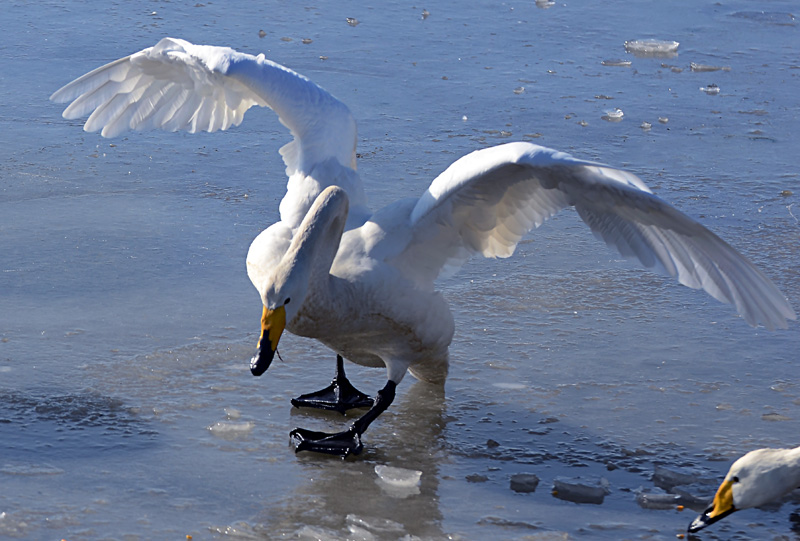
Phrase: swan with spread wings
[{"left": 52, "top": 38, "right": 795, "bottom": 457}]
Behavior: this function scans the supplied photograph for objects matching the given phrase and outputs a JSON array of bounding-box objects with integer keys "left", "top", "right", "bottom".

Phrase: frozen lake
[{"left": 1, "top": 1, "right": 798, "bottom": 539}]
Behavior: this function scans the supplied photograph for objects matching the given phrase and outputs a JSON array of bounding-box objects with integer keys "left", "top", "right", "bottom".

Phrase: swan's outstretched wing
[
  {"left": 50, "top": 37, "right": 357, "bottom": 178},
  {"left": 392, "top": 142, "right": 794, "bottom": 330}
]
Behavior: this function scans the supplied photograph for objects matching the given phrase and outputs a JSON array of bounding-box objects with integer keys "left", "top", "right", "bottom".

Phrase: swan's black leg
[
  {"left": 291, "top": 355, "right": 373, "bottom": 414},
  {"left": 290, "top": 380, "right": 397, "bottom": 458}
]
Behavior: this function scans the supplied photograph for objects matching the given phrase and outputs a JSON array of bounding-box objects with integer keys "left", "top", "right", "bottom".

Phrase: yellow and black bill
[
  {"left": 250, "top": 305, "right": 286, "bottom": 376},
  {"left": 687, "top": 479, "right": 736, "bottom": 533}
]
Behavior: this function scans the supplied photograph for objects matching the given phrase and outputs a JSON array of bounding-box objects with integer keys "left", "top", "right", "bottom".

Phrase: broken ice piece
[
  {"left": 601, "top": 59, "right": 632, "bottom": 67},
  {"left": 207, "top": 421, "right": 254, "bottom": 437},
  {"left": 690, "top": 62, "right": 731, "bottom": 72},
  {"left": 345, "top": 514, "right": 405, "bottom": 535},
  {"left": 374, "top": 465, "right": 421, "bottom": 487},
  {"left": 653, "top": 464, "right": 703, "bottom": 491},
  {"left": 624, "top": 39, "right": 680, "bottom": 58},
  {"left": 635, "top": 487, "right": 682, "bottom": 510},
  {"left": 552, "top": 476, "right": 610, "bottom": 504},
  {"left": 602, "top": 108, "right": 624, "bottom": 122},
  {"left": 671, "top": 483, "right": 717, "bottom": 510},
  {"left": 510, "top": 473, "right": 540, "bottom": 493}
]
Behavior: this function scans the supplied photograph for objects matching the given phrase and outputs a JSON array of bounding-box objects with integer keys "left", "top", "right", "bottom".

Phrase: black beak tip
[
  {"left": 687, "top": 517, "right": 706, "bottom": 533},
  {"left": 250, "top": 353, "right": 270, "bottom": 376}
]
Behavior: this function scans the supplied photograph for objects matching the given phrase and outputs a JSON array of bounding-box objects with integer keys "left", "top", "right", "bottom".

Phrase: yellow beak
[{"left": 250, "top": 305, "right": 286, "bottom": 376}]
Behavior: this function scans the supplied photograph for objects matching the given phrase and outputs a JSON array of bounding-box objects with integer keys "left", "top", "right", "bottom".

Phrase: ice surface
[
  {"left": 0, "top": 463, "right": 64, "bottom": 476},
  {"left": 6, "top": 1, "right": 800, "bottom": 539}
]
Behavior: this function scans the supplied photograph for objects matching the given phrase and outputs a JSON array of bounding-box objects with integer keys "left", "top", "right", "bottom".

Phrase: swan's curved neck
[{"left": 284, "top": 186, "right": 349, "bottom": 300}]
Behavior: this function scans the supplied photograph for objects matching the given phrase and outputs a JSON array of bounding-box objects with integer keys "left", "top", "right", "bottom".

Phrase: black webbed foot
[
  {"left": 290, "top": 426, "right": 363, "bottom": 458},
  {"left": 291, "top": 380, "right": 397, "bottom": 458},
  {"left": 291, "top": 355, "right": 373, "bottom": 414}
]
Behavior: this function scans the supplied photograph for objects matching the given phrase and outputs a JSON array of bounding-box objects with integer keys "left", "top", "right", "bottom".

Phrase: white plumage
[{"left": 52, "top": 37, "right": 795, "bottom": 455}]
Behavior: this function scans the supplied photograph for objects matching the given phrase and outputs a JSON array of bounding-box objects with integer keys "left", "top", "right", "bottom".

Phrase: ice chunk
[
  {"left": 624, "top": 40, "right": 679, "bottom": 58},
  {"left": 295, "top": 525, "right": 341, "bottom": 541},
  {"left": 374, "top": 465, "right": 422, "bottom": 487},
  {"left": 700, "top": 84, "right": 720, "bottom": 95},
  {"left": 690, "top": 62, "right": 731, "bottom": 72},
  {"left": 510, "top": 473, "right": 540, "bottom": 493},
  {"left": 374, "top": 465, "right": 422, "bottom": 498},
  {"left": 552, "top": 476, "right": 610, "bottom": 504},
  {"left": 762, "top": 412, "right": 792, "bottom": 421},
  {"left": 207, "top": 421, "right": 254, "bottom": 437},
  {"left": 671, "top": 483, "right": 717, "bottom": 510},
  {"left": 345, "top": 515, "right": 405, "bottom": 535},
  {"left": 640, "top": 121, "right": 652, "bottom": 130},
  {"left": 602, "top": 108, "right": 624, "bottom": 122},
  {"left": 635, "top": 487, "right": 682, "bottom": 510},
  {"left": 652, "top": 464, "right": 700, "bottom": 490},
  {"left": 601, "top": 59, "right": 632, "bottom": 67},
  {"left": 346, "top": 524, "right": 375, "bottom": 541}
]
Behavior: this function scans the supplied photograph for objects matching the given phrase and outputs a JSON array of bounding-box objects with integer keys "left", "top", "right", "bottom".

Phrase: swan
[
  {"left": 689, "top": 446, "right": 800, "bottom": 532},
  {"left": 51, "top": 38, "right": 795, "bottom": 457}
]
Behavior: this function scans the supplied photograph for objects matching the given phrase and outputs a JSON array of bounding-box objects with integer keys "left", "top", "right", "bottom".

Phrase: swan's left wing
[
  {"left": 50, "top": 37, "right": 357, "bottom": 177},
  {"left": 391, "top": 142, "right": 795, "bottom": 330}
]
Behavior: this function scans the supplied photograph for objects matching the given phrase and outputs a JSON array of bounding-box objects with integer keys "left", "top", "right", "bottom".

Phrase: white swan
[
  {"left": 689, "top": 446, "right": 800, "bottom": 532},
  {"left": 51, "top": 38, "right": 795, "bottom": 456}
]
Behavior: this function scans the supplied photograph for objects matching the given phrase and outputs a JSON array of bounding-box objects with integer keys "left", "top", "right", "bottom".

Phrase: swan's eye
[
  {"left": 284, "top": 297, "right": 291, "bottom": 305},
  {"left": 731, "top": 476, "right": 740, "bottom": 483}
]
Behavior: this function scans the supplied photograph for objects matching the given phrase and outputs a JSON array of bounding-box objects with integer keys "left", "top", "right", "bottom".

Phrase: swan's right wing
[
  {"left": 50, "top": 37, "right": 357, "bottom": 178},
  {"left": 390, "top": 142, "right": 794, "bottom": 330}
]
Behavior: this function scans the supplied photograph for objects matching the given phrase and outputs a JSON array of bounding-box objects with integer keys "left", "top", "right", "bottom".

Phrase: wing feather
[
  {"left": 51, "top": 37, "right": 357, "bottom": 176},
  {"left": 394, "top": 142, "right": 794, "bottom": 329}
]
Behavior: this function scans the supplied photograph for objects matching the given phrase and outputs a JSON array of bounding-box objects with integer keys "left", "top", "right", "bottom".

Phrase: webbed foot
[
  {"left": 290, "top": 426, "right": 363, "bottom": 458},
  {"left": 290, "top": 380, "right": 397, "bottom": 458},
  {"left": 291, "top": 355, "right": 373, "bottom": 414}
]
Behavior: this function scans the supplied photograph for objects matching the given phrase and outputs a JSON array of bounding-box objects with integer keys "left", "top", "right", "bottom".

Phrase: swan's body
[
  {"left": 689, "top": 446, "right": 800, "bottom": 532},
  {"left": 52, "top": 38, "right": 795, "bottom": 455}
]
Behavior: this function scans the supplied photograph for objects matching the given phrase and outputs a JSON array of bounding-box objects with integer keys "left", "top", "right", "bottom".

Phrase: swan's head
[
  {"left": 689, "top": 448, "right": 800, "bottom": 532},
  {"left": 250, "top": 186, "right": 349, "bottom": 376}
]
